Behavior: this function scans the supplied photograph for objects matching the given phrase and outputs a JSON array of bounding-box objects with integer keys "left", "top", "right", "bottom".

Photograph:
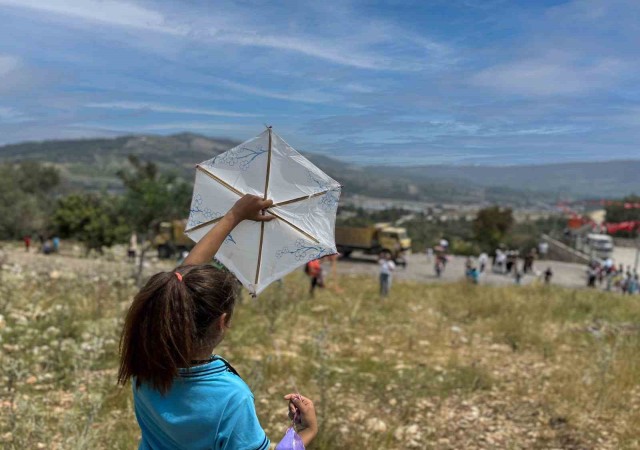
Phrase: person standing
[
  {"left": 523, "top": 249, "right": 535, "bottom": 274},
  {"left": 506, "top": 251, "right": 514, "bottom": 274},
  {"left": 52, "top": 236, "right": 60, "bottom": 253},
  {"left": 514, "top": 269, "right": 523, "bottom": 285},
  {"left": 23, "top": 235, "right": 31, "bottom": 252},
  {"left": 587, "top": 265, "right": 597, "bottom": 288},
  {"left": 627, "top": 274, "right": 639, "bottom": 295},
  {"left": 478, "top": 252, "right": 488, "bottom": 273},
  {"left": 544, "top": 267, "right": 553, "bottom": 284},
  {"left": 379, "top": 252, "right": 396, "bottom": 298},
  {"left": 128, "top": 233, "right": 138, "bottom": 262},
  {"left": 426, "top": 247, "right": 433, "bottom": 264},
  {"left": 305, "top": 259, "right": 323, "bottom": 298},
  {"left": 538, "top": 241, "right": 548, "bottom": 260},
  {"left": 495, "top": 249, "right": 507, "bottom": 274},
  {"left": 43, "top": 239, "right": 53, "bottom": 255}
]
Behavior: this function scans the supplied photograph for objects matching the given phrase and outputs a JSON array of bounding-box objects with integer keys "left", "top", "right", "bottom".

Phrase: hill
[
  {"left": 2, "top": 133, "right": 639, "bottom": 204},
  {"left": 0, "top": 133, "right": 236, "bottom": 191},
  {"left": 0, "top": 134, "right": 489, "bottom": 204},
  {"left": 374, "top": 160, "right": 640, "bottom": 199}
]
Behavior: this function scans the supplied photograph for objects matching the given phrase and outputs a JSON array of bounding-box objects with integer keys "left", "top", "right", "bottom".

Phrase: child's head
[{"left": 118, "top": 265, "right": 239, "bottom": 393}]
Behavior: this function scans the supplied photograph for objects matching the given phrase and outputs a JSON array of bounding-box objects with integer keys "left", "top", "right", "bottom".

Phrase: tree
[
  {"left": 473, "top": 206, "right": 514, "bottom": 250},
  {"left": 117, "top": 155, "right": 191, "bottom": 284},
  {"left": 118, "top": 156, "right": 190, "bottom": 233},
  {"left": 52, "top": 193, "right": 128, "bottom": 253},
  {"left": 0, "top": 162, "right": 61, "bottom": 239}
]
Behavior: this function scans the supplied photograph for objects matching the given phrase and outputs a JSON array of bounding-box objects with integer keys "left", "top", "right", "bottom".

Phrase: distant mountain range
[
  {"left": 372, "top": 160, "right": 640, "bottom": 200},
  {"left": 1, "top": 133, "right": 639, "bottom": 205}
]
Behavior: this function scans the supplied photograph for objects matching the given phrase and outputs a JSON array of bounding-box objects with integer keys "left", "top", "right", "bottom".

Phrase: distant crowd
[
  {"left": 22, "top": 234, "right": 60, "bottom": 255},
  {"left": 587, "top": 258, "right": 639, "bottom": 295},
  {"left": 426, "top": 239, "right": 555, "bottom": 286}
]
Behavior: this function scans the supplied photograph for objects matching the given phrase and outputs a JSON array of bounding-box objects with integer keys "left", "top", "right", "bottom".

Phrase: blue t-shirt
[{"left": 133, "top": 356, "right": 270, "bottom": 450}]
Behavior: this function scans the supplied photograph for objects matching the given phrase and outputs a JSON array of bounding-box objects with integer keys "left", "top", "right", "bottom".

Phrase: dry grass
[{"left": 1, "top": 249, "right": 640, "bottom": 449}]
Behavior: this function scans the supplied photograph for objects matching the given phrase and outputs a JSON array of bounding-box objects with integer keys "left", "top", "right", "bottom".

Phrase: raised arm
[{"left": 183, "top": 194, "right": 273, "bottom": 266}]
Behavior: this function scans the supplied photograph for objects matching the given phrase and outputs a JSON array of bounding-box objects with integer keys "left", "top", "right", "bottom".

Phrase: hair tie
[{"left": 175, "top": 272, "right": 183, "bottom": 282}]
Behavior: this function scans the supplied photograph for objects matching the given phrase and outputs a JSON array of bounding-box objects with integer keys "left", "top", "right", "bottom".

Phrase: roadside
[
  {"left": 0, "top": 243, "right": 597, "bottom": 291},
  {"left": 335, "top": 252, "right": 588, "bottom": 289}
]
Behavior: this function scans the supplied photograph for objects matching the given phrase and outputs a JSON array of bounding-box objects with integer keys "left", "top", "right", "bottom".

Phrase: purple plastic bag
[{"left": 275, "top": 427, "right": 305, "bottom": 450}]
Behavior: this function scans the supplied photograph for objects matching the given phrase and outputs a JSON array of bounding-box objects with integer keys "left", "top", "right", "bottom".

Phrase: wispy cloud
[
  {"left": 138, "top": 122, "right": 257, "bottom": 133},
  {"left": 214, "top": 79, "right": 339, "bottom": 104},
  {"left": 86, "top": 101, "right": 256, "bottom": 118},
  {"left": 472, "top": 56, "right": 629, "bottom": 96},
  {"left": 0, "top": 0, "right": 182, "bottom": 34},
  {"left": 214, "top": 33, "right": 381, "bottom": 70},
  {"left": 0, "top": 0, "right": 450, "bottom": 71},
  {"left": 0, "top": 54, "right": 19, "bottom": 76},
  {"left": 0, "top": 105, "right": 27, "bottom": 122},
  {"left": 470, "top": 0, "right": 638, "bottom": 97}
]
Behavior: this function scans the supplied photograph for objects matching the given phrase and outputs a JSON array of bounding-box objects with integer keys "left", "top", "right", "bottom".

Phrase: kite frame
[{"left": 185, "top": 126, "right": 335, "bottom": 285}]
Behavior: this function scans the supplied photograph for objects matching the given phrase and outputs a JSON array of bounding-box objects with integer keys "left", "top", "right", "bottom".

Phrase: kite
[{"left": 185, "top": 127, "right": 341, "bottom": 295}]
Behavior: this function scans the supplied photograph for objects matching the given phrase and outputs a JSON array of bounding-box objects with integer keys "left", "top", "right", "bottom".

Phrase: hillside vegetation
[
  {"left": 0, "top": 134, "right": 477, "bottom": 203},
  {"left": 1, "top": 247, "right": 639, "bottom": 449},
  {"left": 4, "top": 133, "right": 639, "bottom": 202}
]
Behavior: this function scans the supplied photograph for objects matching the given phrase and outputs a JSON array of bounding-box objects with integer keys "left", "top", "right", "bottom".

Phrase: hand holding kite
[
  {"left": 184, "top": 194, "right": 274, "bottom": 266},
  {"left": 228, "top": 194, "right": 274, "bottom": 224}
]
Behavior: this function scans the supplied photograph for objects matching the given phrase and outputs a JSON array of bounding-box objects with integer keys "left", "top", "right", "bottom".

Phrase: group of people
[
  {"left": 451, "top": 246, "right": 556, "bottom": 286},
  {"left": 305, "top": 252, "right": 397, "bottom": 298},
  {"left": 23, "top": 234, "right": 60, "bottom": 255},
  {"left": 492, "top": 248, "right": 543, "bottom": 284},
  {"left": 587, "top": 258, "right": 639, "bottom": 294},
  {"left": 493, "top": 248, "right": 536, "bottom": 275}
]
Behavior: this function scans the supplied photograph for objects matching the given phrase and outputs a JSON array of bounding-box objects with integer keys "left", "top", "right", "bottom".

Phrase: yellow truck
[
  {"left": 154, "top": 219, "right": 194, "bottom": 259},
  {"left": 335, "top": 223, "right": 411, "bottom": 264}
]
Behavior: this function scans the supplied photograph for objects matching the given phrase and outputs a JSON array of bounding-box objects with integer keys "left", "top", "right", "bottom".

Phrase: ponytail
[{"left": 118, "top": 265, "right": 238, "bottom": 394}]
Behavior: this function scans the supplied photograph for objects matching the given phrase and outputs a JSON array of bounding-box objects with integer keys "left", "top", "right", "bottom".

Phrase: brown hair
[{"left": 117, "top": 265, "right": 238, "bottom": 394}]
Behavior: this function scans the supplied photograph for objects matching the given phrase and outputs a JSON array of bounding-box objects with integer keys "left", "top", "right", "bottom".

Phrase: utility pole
[{"left": 635, "top": 235, "right": 639, "bottom": 273}]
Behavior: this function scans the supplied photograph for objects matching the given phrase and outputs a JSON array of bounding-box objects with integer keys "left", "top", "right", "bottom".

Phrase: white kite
[{"left": 185, "top": 128, "right": 341, "bottom": 295}]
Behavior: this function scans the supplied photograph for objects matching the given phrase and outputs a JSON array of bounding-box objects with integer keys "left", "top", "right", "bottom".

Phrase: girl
[{"left": 118, "top": 194, "right": 318, "bottom": 449}]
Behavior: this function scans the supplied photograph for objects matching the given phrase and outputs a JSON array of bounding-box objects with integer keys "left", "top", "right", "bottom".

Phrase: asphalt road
[
  {"left": 613, "top": 246, "right": 639, "bottom": 271},
  {"left": 335, "top": 252, "right": 590, "bottom": 289}
]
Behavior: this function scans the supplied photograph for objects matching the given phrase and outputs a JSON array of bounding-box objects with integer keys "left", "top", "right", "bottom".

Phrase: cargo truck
[
  {"left": 154, "top": 219, "right": 194, "bottom": 259},
  {"left": 335, "top": 223, "right": 411, "bottom": 265}
]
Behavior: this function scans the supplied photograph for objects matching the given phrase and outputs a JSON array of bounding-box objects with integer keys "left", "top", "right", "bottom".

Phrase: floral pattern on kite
[
  {"left": 275, "top": 239, "right": 333, "bottom": 262},
  {"left": 188, "top": 194, "right": 223, "bottom": 228},
  {"left": 205, "top": 146, "right": 267, "bottom": 171},
  {"left": 319, "top": 187, "right": 341, "bottom": 212},
  {"left": 306, "top": 169, "right": 331, "bottom": 194}
]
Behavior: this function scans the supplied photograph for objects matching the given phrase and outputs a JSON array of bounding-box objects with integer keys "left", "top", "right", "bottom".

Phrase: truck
[
  {"left": 154, "top": 219, "right": 194, "bottom": 259},
  {"left": 335, "top": 223, "right": 411, "bottom": 264},
  {"left": 576, "top": 233, "right": 614, "bottom": 261}
]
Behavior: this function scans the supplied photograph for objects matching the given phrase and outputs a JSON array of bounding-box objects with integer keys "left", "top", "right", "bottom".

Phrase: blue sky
[{"left": 0, "top": 0, "right": 638, "bottom": 165}]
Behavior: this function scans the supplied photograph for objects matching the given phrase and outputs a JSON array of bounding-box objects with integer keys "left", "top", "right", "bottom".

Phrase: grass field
[{"left": 1, "top": 250, "right": 640, "bottom": 449}]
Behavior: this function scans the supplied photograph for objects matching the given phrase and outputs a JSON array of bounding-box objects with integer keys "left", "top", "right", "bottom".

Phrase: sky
[{"left": 0, "top": 0, "right": 638, "bottom": 166}]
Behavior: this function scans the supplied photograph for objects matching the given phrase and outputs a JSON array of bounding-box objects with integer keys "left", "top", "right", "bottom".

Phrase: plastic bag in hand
[{"left": 275, "top": 427, "right": 304, "bottom": 450}]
